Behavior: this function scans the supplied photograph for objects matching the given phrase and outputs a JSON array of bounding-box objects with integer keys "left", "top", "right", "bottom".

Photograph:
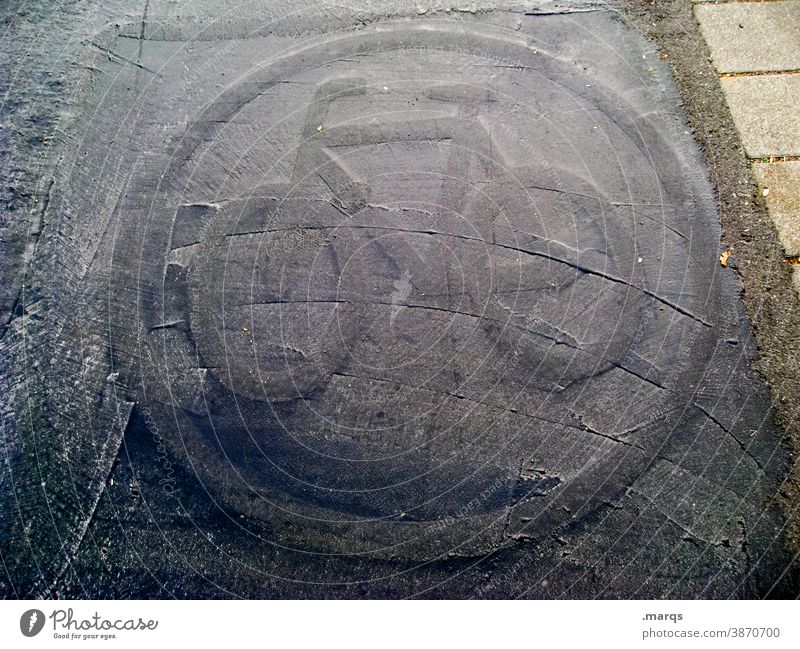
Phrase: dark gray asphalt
[{"left": 1, "top": 0, "right": 796, "bottom": 598}]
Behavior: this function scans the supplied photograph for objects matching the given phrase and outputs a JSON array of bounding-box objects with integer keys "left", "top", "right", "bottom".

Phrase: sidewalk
[{"left": 694, "top": 0, "right": 800, "bottom": 290}]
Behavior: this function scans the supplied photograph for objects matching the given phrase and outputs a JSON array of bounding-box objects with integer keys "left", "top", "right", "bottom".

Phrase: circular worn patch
[{"left": 119, "top": 20, "right": 714, "bottom": 558}]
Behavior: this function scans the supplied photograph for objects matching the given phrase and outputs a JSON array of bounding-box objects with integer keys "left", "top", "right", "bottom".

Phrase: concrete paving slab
[
  {"left": 721, "top": 74, "right": 800, "bottom": 157},
  {"left": 695, "top": 1, "right": 800, "bottom": 73},
  {"left": 752, "top": 160, "right": 800, "bottom": 257}
]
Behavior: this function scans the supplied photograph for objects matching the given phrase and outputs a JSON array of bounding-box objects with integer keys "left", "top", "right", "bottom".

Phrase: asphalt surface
[{"left": 1, "top": 0, "right": 797, "bottom": 598}]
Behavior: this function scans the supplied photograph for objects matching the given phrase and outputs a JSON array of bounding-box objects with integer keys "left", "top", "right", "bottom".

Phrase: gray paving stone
[
  {"left": 752, "top": 160, "right": 800, "bottom": 257},
  {"left": 695, "top": 1, "right": 800, "bottom": 73},
  {"left": 721, "top": 74, "right": 800, "bottom": 157}
]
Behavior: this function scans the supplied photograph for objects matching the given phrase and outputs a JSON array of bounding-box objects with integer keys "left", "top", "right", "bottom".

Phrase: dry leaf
[{"left": 720, "top": 250, "right": 732, "bottom": 267}]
